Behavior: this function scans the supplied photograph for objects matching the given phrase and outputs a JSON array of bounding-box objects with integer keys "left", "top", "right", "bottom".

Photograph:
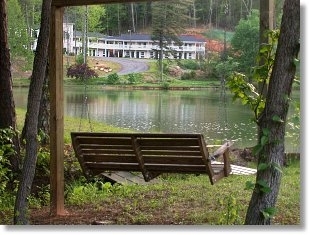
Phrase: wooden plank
[
  {"left": 132, "top": 136, "right": 153, "bottom": 181},
  {"left": 144, "top": 164, "right": 207, "bottom": 173},
  {"left": 76, "top": 137, "right": 133, "bottom": 145},
  {"left": 138, "top": 138, "right": 200, "bottom": 147},
  {"left": 71, "top": 132, "right": 201, "bottom": 138},
  {"left": 210, "top": 141, "right": 233, "bottom": 159},
  {"left": 141, "top": 146, "right": 201, "bottom": 151},
  {"left": 197, "top": 135, "right": 215, "bottom": 184},
  {"left": 101, "top": 171, "right": 158, "bottom": 185},
  {"left": 141, "top": 150, "right": 202, "bottom": 156},
  {"left": 83, "top": 154, "right": 137, "bottom": 163},
  {"left": 144, "top": 156, "right": 204, "bottom": 165},
  {"left": 49, "top": 6, "right": 65, "bottom": 216},
  {"left": 89, "top": 164, "right": 141, "bottom": 174},
  {"left": 80, "top": 147, "right": 134, "bottom": 154}
]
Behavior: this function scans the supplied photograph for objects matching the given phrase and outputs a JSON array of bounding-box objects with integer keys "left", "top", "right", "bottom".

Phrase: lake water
[{"left": 13, "top": 86, "right": 300, "bottom": 152}]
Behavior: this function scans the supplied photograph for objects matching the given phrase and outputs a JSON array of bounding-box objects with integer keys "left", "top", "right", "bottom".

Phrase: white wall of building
[{"left": 36, "top": 23, "right": 206, "bottom": 60}]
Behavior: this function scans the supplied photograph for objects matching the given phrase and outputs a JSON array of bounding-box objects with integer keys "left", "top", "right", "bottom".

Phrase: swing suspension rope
[
  {"left": 218, "top": 76, "right": 228, "bottom": 141},
  {"left": 79, "top": 83, "right": 93, "bottom": 132}
]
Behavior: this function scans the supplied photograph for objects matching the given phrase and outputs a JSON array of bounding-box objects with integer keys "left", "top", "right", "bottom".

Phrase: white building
[{"left": 62, "top": 23, "right": 206, "bottom": 60}]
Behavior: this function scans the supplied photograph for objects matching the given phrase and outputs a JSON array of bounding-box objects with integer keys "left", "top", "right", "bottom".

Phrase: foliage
[
  {"left": 7, "top": 0, "right": 33, "bottom": 67},
  {"left": 214, "top": 56, "right": 239, "bottom": 80},
  {"left": 285, "top": 91, "right": 300, "bottom": 150},
  {"left": 151, "top": 0, "right": 191, "bottom": 81},
  {"left": 66, "top": 63, "right": 98, "bottom": 80},
  {"left": 203, "top": 28, "right": 234, "bottom": 42},
  {"left": 75, "top": 53, "right": 86, "bottom": 65},
  {"left": 65, "top": 5, "right": 105, "bottom": 33},
  {"left": 177, "top": 60, "right": 201, "bottom": 70},
  {"left": 181, "top": 71, "right": 197, "bottom": 80},
  {"left": 106, "top": 73, "right": 120, "bottom": 84},
  {"left": 19, "top": 0, "right": 43, "bottom": 30},
  {"left": 151, "top": 0, "right": 190, "bottom": 51},
  {"left": 127, "top": 73, "right": 142, "bottom": 84},
  {"left": 217, "top": 194, "right": 242, "bottom": 225},
  {"left": 227, "top": 30, "right": 279, "bottom": 123},
  {"left": 66, "top": 180, "right": 121, "bottom": 205},
  {"left": 98, "top": 3, "right": 128, "bottom": 35},
  {"left": 230, "top": 9, "right": 260, "bottom": 76},
  {"left": 0, "top": 127, "right": 17, "bottom": 196}
]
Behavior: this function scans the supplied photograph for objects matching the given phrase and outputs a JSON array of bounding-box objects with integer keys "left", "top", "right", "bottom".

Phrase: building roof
[{"left": 74, "top": 31, "right": 205, "bottom": 43}]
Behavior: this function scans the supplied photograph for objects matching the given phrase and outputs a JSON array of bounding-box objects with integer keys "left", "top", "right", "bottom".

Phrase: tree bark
[
  {"left": 259, "top": 0, "right": 275, "bottom": 96},
  {"left": 0, "top": 0, "right": 20, "bottom": 173},
  {"left": 14, "top": 0, "right": 52, "bottom": 225},
  {"left": 37, "top": 62, "right": 50, "bottom": 145},
  {"left": 245, "top": 0, "right": 299, "bottom": 225}
]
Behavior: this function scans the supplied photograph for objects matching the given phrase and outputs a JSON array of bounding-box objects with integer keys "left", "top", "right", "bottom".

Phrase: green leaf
[
  {"left": 262, "top": 128, "right": 270, "bottom": 136},
  {"left": 257, "top": 180, "right": 272, "bottom": 193},
  {"left": 257, "top": 163, "right": 269, "bottom": 171},
  {"left": 257, "top": 179, "right": 268, "bottom": 187},
  {"left": 261, "top": 207, "right": 277, "bottom": 219},
  {"left": 252, "top": 144, "right": 263, "bottom": 155},
  {"left": 272, "top": 115, "right": 284, "bottom": 123},
  {"left": 260, "top": 135, "right": 269, "bottom": 145},
  {"left": 245, "top": 181, "right": 255, "bottom": 190},
  {"left": 271, "top": 163, "right": 283, "bottom": 173}
]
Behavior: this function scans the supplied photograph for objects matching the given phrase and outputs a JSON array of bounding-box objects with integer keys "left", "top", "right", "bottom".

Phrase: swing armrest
[
  {"left": 209, "top": 141, "right": 233, "bottom": 177},
  {"left": 208, "top": 141, "right": 233, "bottom": 160}
]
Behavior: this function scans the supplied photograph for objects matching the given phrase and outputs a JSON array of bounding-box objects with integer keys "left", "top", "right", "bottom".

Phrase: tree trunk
[
  {"left": 37, "top": 62, "right": 50, "bottom": 145},
  {"left": 0, "top": 0, "right": 20, "bottom": 173},
  {"left": 259, "top": 0, "right": 275, "bottom": 96},
  {"left": 131, "top": 3, "right": 135, "bottom": 32},
  {"left": 245, "top": 0, "right": 299, "bottom": 225},
  {"left": 14, "top": 0, "right": 51, "bottom": 225}
]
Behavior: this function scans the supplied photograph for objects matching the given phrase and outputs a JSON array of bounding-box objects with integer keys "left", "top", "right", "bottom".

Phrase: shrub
[
  {"left": 178, "top": 60, "right": 200, "bottom": 70},
  {"left": 106, "top": 73, "right": 120, "bottom": 84},
  {"left": 75, "top": 54, "right": 85, "bottom": 65},
  {"left": 127, "top": 73, "right": 141, "bottom": 84},
  {"left": 66, "top": 63, "right": 98, "bottom": 80},
  {"left": 181, "top": 71, "right": 196, "bottom": 80},
  {"left": 0, "top": 127, "right": 16, "bottom": 195}
]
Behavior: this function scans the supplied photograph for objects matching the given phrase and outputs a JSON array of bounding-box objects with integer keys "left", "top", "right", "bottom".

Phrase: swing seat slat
[{"left": 71, "top": 132, "right": 232, "bottom": 185}]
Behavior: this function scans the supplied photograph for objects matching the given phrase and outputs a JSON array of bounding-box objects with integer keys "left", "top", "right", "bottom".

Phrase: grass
[{"left": 60, "top": 160, "right": 300, "bottom": 225}]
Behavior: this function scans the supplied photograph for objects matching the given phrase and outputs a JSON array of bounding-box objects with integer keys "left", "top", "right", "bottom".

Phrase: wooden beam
[
  {"left": 52, "top": 0, "right": 156, "bottom": 7},
  {"left": 49, "top": 5, "right": 65, "bottom": 216}
]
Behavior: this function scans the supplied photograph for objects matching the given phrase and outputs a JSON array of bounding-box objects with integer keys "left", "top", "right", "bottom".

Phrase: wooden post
[{"left": 49, "top": 5, "right": 65, "bottom": 216}]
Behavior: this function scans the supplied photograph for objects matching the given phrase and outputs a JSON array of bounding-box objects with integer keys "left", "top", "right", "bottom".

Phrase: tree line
[{"left": 10, "top": 0, "right": 285, "bottom": 54}]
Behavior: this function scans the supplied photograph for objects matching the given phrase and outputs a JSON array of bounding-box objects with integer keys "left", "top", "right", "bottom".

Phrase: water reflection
[
  {"left": 14, "top": 87, "right": 299, "bottom": 152},
  {"left": 64, "top": 88, "right": 257, "bottom": 148}
]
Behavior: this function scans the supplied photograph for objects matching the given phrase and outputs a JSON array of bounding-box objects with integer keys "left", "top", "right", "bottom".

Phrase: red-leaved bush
[{"left": 66, "top": 63, "right": 98, "bottom": 80}]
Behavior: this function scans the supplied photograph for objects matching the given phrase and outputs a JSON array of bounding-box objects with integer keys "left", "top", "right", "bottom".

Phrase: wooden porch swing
[{"left": 71, "top": 132, "right": 232, "bottom": 185}]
